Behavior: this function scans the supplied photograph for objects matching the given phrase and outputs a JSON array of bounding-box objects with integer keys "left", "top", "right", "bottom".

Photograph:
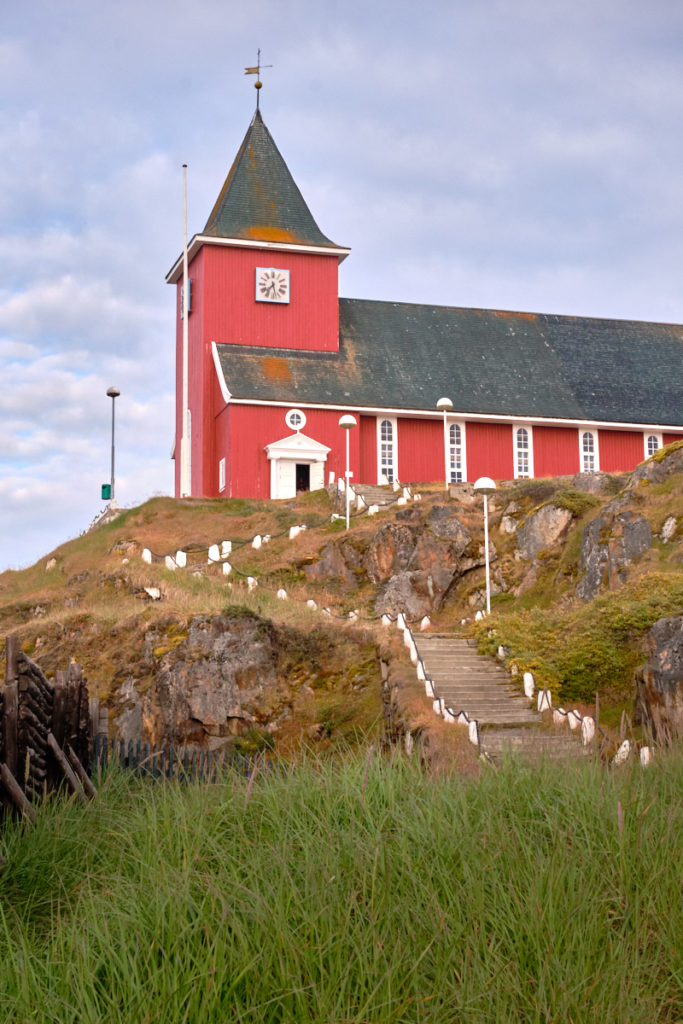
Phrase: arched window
[
  {"left": 581, "top": 431, "right": 596, "bottom": 472},
  {"left": 379, "top": 418, "right": 395, "bottom": 484},
  {"left": 515, "top": 427, "right": 531, "bottom": 478},
  {"left": 646, "top": 434, "right": 660, "bottom": 458},
  {"left": 449, "top": 423, "right": 463, "bottom": 482}
]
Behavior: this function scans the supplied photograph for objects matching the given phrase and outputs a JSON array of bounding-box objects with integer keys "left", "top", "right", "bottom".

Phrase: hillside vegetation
[{"left": 0, "top": 443, "right": 681, "bottom": 754}]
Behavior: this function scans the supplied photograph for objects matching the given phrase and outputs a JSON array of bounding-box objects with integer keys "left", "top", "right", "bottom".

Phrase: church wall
[
  {"left": 201, "top": 246, "right": 340, "bottom": 352},
  {"left": 598, "top": 430, "right": 644, "bottom": 473},
  {"left": 533, "top": 425, "right": 580, "bottom": 477},
  {"left": 227, "top": 405, "right": 361, "bottom": 498},
  {"left": 359, "top": 416, "right": 377, "bottom": 483},
  {"left": 465, "top": 422, "right": 514, "bottom": 481},
  {"left": 396, "top": 419, "right": 444, "bottom": 483}
]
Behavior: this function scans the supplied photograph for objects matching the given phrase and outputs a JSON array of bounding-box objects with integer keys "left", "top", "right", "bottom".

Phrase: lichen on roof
[{"left": 204, "top": 109, "right": 341, "bottom": 249}]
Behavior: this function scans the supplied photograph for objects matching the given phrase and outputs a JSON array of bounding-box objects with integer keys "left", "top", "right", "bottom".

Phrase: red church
[{"left": 167, "top": 103, "right": 683, "bottom": 500}]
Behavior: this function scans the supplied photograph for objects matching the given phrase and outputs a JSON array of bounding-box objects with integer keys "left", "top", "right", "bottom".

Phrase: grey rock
[
  {"left": 427, "top": 506, "right": 472, "bottom": 550},
  {"left": 516, "top": 504, "right": 573, "bottom": 561},
  {"left": 635, "top": 615, "right": 683, "bottom": 741},
  {"left": 362, "top": 524, "right": 417, "bottom": 584},
  {"left": 578, "top": 511, "right": 652, "bottom": 601}
]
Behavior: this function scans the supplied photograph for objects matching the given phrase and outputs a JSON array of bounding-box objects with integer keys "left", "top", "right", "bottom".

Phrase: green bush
[{"left": 477, "top": 572, "right": 683, "bottom": 702}]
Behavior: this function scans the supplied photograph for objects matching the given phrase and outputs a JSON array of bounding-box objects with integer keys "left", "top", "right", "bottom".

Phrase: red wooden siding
[
  {"left": 358, "top": 416, "right": 377, "bottom": 484},
  {"left": 200, "top": 245, "right": 340, "bottom": 352},
  {"left": 533, "top": 425, "right": 580, "bottom": 477},
  {"left": 663, "top": 432, "right": 683, "bottom": 446},
  {"left": 396, "top": 419, "right": 445, "bottom": 483},
  {"left": 227, "top": 405, "right": 361, "bottom": 499},
  {"left": 466, "top": 422, "right": 514, "bottom": 482},
  {"left": 598, "top": 430, "right": 643, "bottom": 473}
]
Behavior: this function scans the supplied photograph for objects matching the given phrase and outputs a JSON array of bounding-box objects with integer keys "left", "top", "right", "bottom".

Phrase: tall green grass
[{"left": 1, "top": 751, "right": 681, "bottom": 1023}]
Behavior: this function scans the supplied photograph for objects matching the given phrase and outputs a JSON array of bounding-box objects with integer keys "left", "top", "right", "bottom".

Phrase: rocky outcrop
[
  {"left": 115, "top": 614, "right": 280, "bottom": 747},
  {"left": 629, "top": 441, "right": 683, "bottom": 487},
  {"left": 578, "top": 510, "right": 652, "bottom": 601},
  {"left": 113, "top": 612, "right": 378, "bottom": 749},
  {"left": 516, "top": 504, "right": 573, "bottom": 561},
  {"left": 305, "top": 512, "right": 486, "bottom": 617},
  {"left": 635, "top": 615, "right": 683, "bottom": 741}
]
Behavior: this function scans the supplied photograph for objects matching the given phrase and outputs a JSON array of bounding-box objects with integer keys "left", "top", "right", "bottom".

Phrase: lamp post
[
  {"left": 473, "top": 476, "right": 496, "bottom": 614},
  {"left": 436, "top": 397, "right": 453, "bottom": 491},
  {"left": 338, "top": 414, "right": 357, "bottom": 530},
  {"left": 106, "top": 386, "right": 120, "bottom": 504}
]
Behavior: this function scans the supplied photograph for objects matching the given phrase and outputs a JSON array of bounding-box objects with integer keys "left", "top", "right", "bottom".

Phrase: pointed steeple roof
[{"left": 204, "top": 109, "right": 342, "bottom": 249}]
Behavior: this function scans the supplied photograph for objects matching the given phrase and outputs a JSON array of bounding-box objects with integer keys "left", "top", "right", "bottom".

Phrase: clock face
[{"left": 256, "top": 267, "right": 290, "bottom": 304}]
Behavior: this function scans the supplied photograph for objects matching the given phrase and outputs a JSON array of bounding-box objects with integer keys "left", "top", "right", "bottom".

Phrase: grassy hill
[{"left": 1, "top": 444, "right": 681, "bottom": 756}]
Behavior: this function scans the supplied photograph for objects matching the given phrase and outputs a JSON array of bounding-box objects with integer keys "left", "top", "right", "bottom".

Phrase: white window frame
[
  {"left": 580, "top": 429, "right": 599, "bottom": 473},
  {"left": 377, "top": 416, "right": 398, "bottom": 485},
  {"left": 448, "top": 421, "right": 467, "bottom": 483},
  {"left": 285, "top": 408, "right": 306, "bottom": 432},
  {"left": 513, "top": 424, "right": 534, "bottom": 479},
  {"left": 218, "top": 457, "right": 226, "bottom": 493},
  {"left": 644, "top": 432, "right": 662, "bottom": 459}
]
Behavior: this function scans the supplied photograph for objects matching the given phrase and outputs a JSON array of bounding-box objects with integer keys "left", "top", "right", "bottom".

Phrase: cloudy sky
[{"left": 2, "top": 0, "right": 682, "bottom": 570}]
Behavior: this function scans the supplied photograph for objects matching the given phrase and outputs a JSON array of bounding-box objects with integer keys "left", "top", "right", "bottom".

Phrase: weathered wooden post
[{"left": 3, "top": 636, "right": 19, "bottom": 782}]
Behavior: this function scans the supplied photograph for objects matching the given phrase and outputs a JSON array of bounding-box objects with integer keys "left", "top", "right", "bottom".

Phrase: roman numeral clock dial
[{"left": 255, "top": 267, "right": 290, "bottom": 303}]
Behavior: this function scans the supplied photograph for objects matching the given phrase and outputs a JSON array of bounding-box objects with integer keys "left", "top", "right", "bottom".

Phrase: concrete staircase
[
  {"left": 414, "top": 636, "right": 588, "bottom": 761},
  {"left": 353, "top": 483, "right": 398, "bottom": 507}
]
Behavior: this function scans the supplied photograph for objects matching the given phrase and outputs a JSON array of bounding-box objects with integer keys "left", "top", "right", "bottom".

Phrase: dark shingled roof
[
  {"left": 204, "top": 110, "right": 341, "bottom": 249},
  {"left": 215, "top": 298, "right": 683, "bottom": 426}
]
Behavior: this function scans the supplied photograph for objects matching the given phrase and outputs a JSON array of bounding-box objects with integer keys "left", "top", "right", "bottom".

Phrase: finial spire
[{"left": 244, "top": 49, "right": 272, "bottom": 111}]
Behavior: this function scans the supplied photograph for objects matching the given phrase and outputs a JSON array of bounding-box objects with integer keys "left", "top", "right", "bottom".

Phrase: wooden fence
[{"left": 1, "top": 636, "right": 96, "bottom": 832}]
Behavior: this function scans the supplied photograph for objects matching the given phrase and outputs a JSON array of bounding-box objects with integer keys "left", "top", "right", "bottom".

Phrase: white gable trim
[
  {"left": 212, "top": 342, "right": 232, "bottom": 403},
  {"left": 265, "top": 432, "right": 331, "bottom": 461}
]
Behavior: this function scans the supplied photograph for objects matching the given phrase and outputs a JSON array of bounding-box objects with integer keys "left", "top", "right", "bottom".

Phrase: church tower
[{"left": 166, "top": 103, "right": 349, "bottom": 497}]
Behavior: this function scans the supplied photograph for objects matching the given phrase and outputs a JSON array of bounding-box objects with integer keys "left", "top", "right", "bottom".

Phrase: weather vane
[{"left": 244, "top": 49, "right": 272, "bottom": 110}]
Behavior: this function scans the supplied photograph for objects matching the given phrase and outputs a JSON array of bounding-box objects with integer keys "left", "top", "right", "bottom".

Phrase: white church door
[{"left": 266, "top": 431, "right": 331, "bottom": 500}]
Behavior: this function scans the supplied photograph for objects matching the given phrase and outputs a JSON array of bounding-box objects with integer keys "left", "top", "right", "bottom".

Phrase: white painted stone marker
[
  {"left": 581, "top": 716, "right": 595, "bottom": 745},
  {"left": 523, "top": 671, "right": 535, "bottom": 698},
  {"left": 142, "top": 548, "right": 152, "bottom": 564},
  {"left": 208, "top": 544, "right": 220, "bottom": 563},
  {"left": 613, "top": 739, "right": 631, "bottom": 766}
]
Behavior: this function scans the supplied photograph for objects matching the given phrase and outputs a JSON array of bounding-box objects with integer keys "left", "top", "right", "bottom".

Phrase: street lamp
[
  {"left": 473, "top": 476, "right": 497, "bottom": 614},
  {"left": 338, "top": 414, "right": 357, "bottom": 530},
  {"left": 436, "top": 397, "right": 453, "bottom": 490},
  {"left": 106, "top": 386, "right": 120, "bottom": 505}
]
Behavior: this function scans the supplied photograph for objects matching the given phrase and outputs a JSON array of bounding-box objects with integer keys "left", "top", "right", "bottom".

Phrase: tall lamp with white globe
[
  {"left": 473, "top": 476, "right": 497, "bottom": 614},
  {"left": 338, "top": 414, "right": 357, "bottom": 530}
]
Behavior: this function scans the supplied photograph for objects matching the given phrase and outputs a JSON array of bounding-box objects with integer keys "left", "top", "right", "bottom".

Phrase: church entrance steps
[
  {"left": 413, "top": 635, "right": 587, "bottom": 761},
  {"left": 352, "top": 483, "right": 398, "bottom": 507}
]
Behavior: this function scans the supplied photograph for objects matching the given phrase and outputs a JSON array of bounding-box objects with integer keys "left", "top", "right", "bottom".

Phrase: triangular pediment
[{"left": 265, "top": 431, "right": 331, "bottom": 459}]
